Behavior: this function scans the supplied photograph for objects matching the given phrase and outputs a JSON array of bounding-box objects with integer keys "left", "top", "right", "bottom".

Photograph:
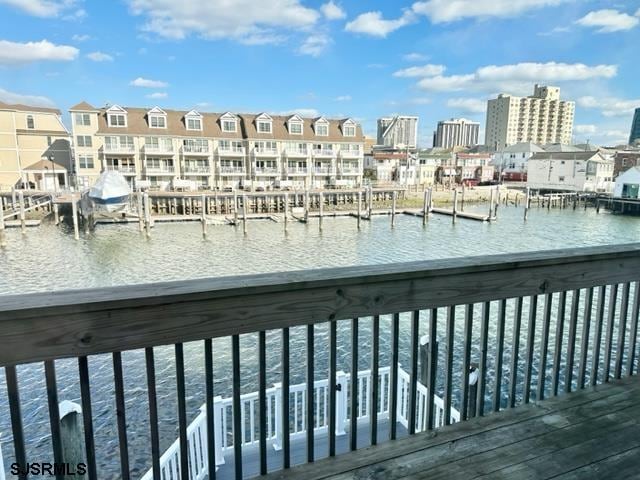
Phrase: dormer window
[
  {"left": 148, "top": 107, "right": 167, "bottom": 129},
  {"left": 315, "top": 117, "right": 329, "bottom": 136},
  {"left": 106, "top": 105, "right": 127, "bottom": 127},
  {"left": 185, "top": 110, "right": 203, "bottom": 131},
  {"left": 287, "top": 114, "right": 303, "bottom": 135},
  {"left": 220, "top": 112, "right": 238, "bottom": 132},
  {"left": 342, "top": 119, "right": 356, "bottom": 137},
  {"left": 256, "top": 113, "right": 273, "bottom": 134}
]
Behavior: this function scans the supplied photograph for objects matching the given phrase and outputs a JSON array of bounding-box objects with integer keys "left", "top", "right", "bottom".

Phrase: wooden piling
[
  {"left": 53, "top": 202, "right": 59, "bottom": 226},
  {"left": 59, "top": 401, "right": 86, "bottom": 471},
  {"left": 242, "top": 195, "right": 248, "bottom": 235},
  {"left": 233, "top": 192, "right": 239, "bottom": 225},
  {"left": 524, "top": 187, "right": 530, "bottom": 221},
  {"left": 494, "top": 186, "right": 500, "bottom": 218},
  {"left": 71, "top": 194, "right": 79, "bottom": 240},
  {"left": 367, "top": 186, "right": 373, "bottom": 218},
  {"left": 11, "top": 187, "right": 16, "bottom": 209},
  {"left": 488, "top": 188, "right": 494, "bottom": 219},
  {"left": 304, "top": 190, "right": 309, "bottom": 223},
  {"left": 0, "top": 196, "right": 6, "bottom": 247},
  {"left": 143, "top": 192, "right": 151, "bottom": 238},
  {"left": 137, "top": 192, "right": 144, "bottom": 232},
  {"left": 422, "top": 189, "right": 428, "bottom": 225},
  {"left": 201, "top": 194, "right": 207, "bottom": 238},
  {"left": 452, "top": 189, "right": 458, "bottom": 224},
  {"left": 18, "top": 191, "right": 26, "bottom": 234},
  {"left": 319, "top": 191, "right": 324, "bottom": 230},
  {"left": 391, "top": 191, "right": 397, "bottom": 227},
  {"left": 357, "top": 190, "right": 362, "bottom": 229},
  {"left": 284, "top": 193, "right": 289, "bottom": 233},
  {"left": 461, "top": 183, "right": 465, "bottom": 211}
]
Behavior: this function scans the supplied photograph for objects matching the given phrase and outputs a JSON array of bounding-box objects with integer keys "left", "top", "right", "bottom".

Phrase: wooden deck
[{"left": 262, "top": 376, "right": 640, "bottom": 480}]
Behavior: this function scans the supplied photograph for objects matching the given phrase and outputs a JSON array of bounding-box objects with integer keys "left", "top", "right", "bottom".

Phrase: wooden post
[
  {"left": 233, "top": 192, "right": 239, "bottom": 225},
  {"left": 461, "top": 183, "right": 465, "bottom": 211},
  {"left": 494, "top": 186, "right": 500, "bottom": 218},
  {"left": 201, "top": 194, "right": 207, "bottom": 238},
  {"left": 144, "top": 192, "right": 151, "bottom": 238},
  {"left": 524, "top": 187, "right": 530, "bottom": 221},
  {"left": 468, "top": 365, "right": 478, "bottom": 419},
  {"left": 18, "top": 191, "right": 26, "bottom": 234},
  {"left": 53, "top": 202, "right": 60, "bottom": 226},
  {"left": 488, "top": 187, "right": 494, "bottom": 219},
  {"left": 11, "top": 187, "right": 16, "bottom": 209},
  {"left": 0, "top": 196, "right": 5, "bottom": 248},
  {"left": 452, "top": 189, "right": 458, "bottom": 224},
  {"left": 391, "top": 190, "right": 397, "bottom": 227},
  {"left": 357, "top": 190, "right": 362, "bottom": 229},
  {"left": 367, "top": 185, "right": 372, "bottom": 218},
  {"left": 137, "top": 192, "right": 144, "bottom": 232},
  {"left": 284, "top": 193, "right": 289, "bottom": 233},
  {"left": 71, "top": 194, "right": 79, "bottom": 240},
  {"left": 242, "top": 194, "right": 248, "bottom": 235},
  {"left": 59, "top": 400, "right": 86, "bottom": 474},
  {"left": 304, "top": 190, "right": 309, "bottom": 223},
  {"left": 319, "top": 191, "right": 324, "bottom": 230}
]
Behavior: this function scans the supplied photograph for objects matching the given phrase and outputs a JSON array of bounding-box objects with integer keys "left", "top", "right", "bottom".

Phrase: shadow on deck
[{"left": 257, "top": 377, "right": 640, "bottom": 479}]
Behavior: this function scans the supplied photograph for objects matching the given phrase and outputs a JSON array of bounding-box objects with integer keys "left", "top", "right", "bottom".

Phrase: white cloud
[
  {"left": 345, "top": 9, "right": 415, "bottom": 37},
  {"left": 334, "top": 95, "right": 352, "bottom": 101},
  {"left": 274, "top": 108, "right": 320, "bottom": 117},
  {"left": 447, "top": 97, "right": 487, "bottom": 113},
  {"left": 0, "top": 0, "right": 81, "bottom": 17},
  {"left": 575, "top": 124, "right": 597, "bottom": 134},
  {"left": 87, "top": 51, "right": 113, "bottom": 62},
  {"left": 0, "top": 87, "right": 55, "bottom": 107},
  {"left": 146, "top": 92, "right": 167, "bottom": 99},
  {"left": 411, "top": 0, "right": 572, "bottom": 23},
  {"left": 416, "top": 62, "right": 617, "bottom": 92},
  {"left": 127, "top": 0, "right": 319, "bottom": 44},
  {"left": 577, "top": 96, "right": 640, "bottom": 117},
  {"left": 72, "top": 34, "right": 90, "bottom": 42},
  {"left": 0, "top": 39, "right": 78, "bottom": 65},
  {"left": 298, "top": 34, "right": 331, "bottom": 56},
  {"left": 403, "top": 52, "right": 428, "bottom": 62},
  {"left": 393, "top": 64, "right": 446, "bottom": 78},
  {"left": 320, "top": 1, "right": 345, "bottom": 20},
  {"left": 130, "top": 77, "right": 168, "bottom": 88},
  {"left": 575, "top": 9, "right": 639, "bottom": 33}
]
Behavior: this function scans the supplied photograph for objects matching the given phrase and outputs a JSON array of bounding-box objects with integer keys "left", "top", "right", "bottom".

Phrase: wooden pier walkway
[{"left": 263, "top": 376, "right": 640, "bottom": 480}]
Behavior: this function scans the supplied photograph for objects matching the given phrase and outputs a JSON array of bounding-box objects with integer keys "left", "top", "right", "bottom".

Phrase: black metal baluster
[
  {"left": 477, "top": 302, "right": 490, "bottom": 416},
  {"left": 461, "top": 304, "right": 473, "bottom": 420},
  {"left": 371, "top": 315, "right": 380, "bottom": 445},
  {"left": 615, "top": 283, "right": 631, "bottom": 379},
  {"left": 258, "top": 332, "right": 267, "bottom": 475},
  {"left": 591, "top": 286, "right": 607, "bottom": 386},
  {"left": 231, "top": 335, "right": 243, "bottom": 479},
  {"left": 204, "top": 339, "right": 217, "bottom": 479},
  {"left": 350, "top": 318, "right": 358, "bottom": 450},
  {"left": 44, "top": 360, "right": 63, "bottom": 479},
  {"left": 329, "top": 321, "right": 337, "bottom": 455},
  {"left": 282, "top": 327, "right": 291, "bottom": 468},
  {"left": 5, "top": 365, "right": 27, "bottom": 478},
  {"left": 509, "top": 298, "right": 523, "bottom": 408},
  {"left": 523, "top": 295, "right": 538, "bottom": 404},
  {"left": 145, "top": 348, "right": 161, "bottom": 480},
  {"left": 112, "top": 352, "right": 130, "bottom": 480},
  {"left": 306, "top": 324, "right": 314, "bottom": 463},
  {"left": 409, "top": 310, "right": 420, "bottom": 432},
  {"left": 443, "top": 307, "right": 454, "bottom": 425},
  {"left": 493, "top": 299, "right": 506, "bottom": 412},
  {"left": 578, "top": 288, "right": 594, "bottom": 389},
  {"left": 389, "top": 313, "right": 400, "bottom": 440},
  {"left": 551, "top": 291, "right": 567, "bottom": 397},
  {"left": 537, "top": 293, "right": 553, "bottom": 401},
  {"left": 627, "top": 282, "right": 640, "bottom": 376},
  {"left": 175, "top": 344, "right": 189, "bottom": 480},
  {"left": 603, "top": 284, "right": 619, "bottom": 382},
  {"left": 565, "top": 290, "right": 580, "bottom": 393},
  {"left": 78, "top": 357, "right": 97, "bottom": 480}
]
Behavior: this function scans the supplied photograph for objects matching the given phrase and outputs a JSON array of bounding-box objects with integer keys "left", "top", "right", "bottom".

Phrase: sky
[{"left": 0, "top": 0, "right": 639, "bottom": 147}]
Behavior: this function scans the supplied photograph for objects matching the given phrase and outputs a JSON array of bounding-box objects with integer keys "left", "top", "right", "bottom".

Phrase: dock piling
[
  {"left": 391, "top": 190, "right": 397, "bottom": 227},
  {"left": 524, "top": 187, "right": 530, "bottom": 221},
  {"left": 319, "top": 191, "right": 324, "bottom": 230},
  {"left": 452, "top": 189, "right": 458, "bottom": 224},
  {"left": 0, "top": 196, "right": 6, "bottom": 247},
  {"left": 18, "top": 191, "right": 26, "bottom": 234},
  {"left": 461, "top": 183, "right": 465, "bottom": 211},
  {"left": 422, "top": 189, "right": 428, "bottom": 225},
  {"left": 357, "top": 190, "right": 362, "bottom": 229},
  {"left": 137, "top": 192, "right": 144, "bottom": 232},
  {"left": 53, "top": 203, "right": 59, "bottom": 226},
  {"left": 233, "top": 192, "right": 239, "bottom": 226},
  {"left": 201, "top": 194, "right": 207, "bottom": 238},
  {"left": 242, "top": 194, "right": 248, "bottom": 235},
  {"left": 367, "top": 185, "right": 373, "bottom": 218},
  {"left": 284, "top": 193, "right": 289, "bottom": 233},
  {"left": 494, "top": 186, "right": 500, "bottom": 218},
  {"left": 488, "top": 188, "right": 494, "bottom": 219},
  {"left": 304, "top": 190, "right": 309, "bottom": 223},
  {"left": 71, "top": 194, "right": 80, "bottom": 240},
  {"left": 143, "top": 192, "right": 151, "bottom": 238}
]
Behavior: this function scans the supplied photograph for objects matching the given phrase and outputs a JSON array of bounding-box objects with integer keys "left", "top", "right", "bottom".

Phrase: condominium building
[
  {"left": 485, "top": 85, "right": 575, "bottom": 150},
  {"left": 69, "top": 102, "right": 365, "bottom": 190},
  {"left": 432, "top": 118, "right": 479, "bottom": 149},
  {"left": 630, "top": 108, "right": 640, "bottom": 146},
  {"left": 377, "top": 116, "right": 419, "bottom": 149},
  {"left": 0, "top": 101, "right": 72, "bottom": 190}
]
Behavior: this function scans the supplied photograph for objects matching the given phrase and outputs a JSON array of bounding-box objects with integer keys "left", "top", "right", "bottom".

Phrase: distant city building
[
  {"left": 527, "top": 151, "right": 613, "bottom": 193},
  {"left": 630, "top": 108, "right": 640, "bottom": 145},
  {"left": 432, "top": 118, "right": 479, "bottom": 149},
  {"left": 0, "top": 101, "right": 72, "bottom": 190},
  {"left": 613, "top": 150, "right": 640, "bottom": 177},
  {"left": 377, "top": 116, "right": 418, "bottom": 149},
  {"left": 485, "top": 85, "right": 575, "bottom": 150}
]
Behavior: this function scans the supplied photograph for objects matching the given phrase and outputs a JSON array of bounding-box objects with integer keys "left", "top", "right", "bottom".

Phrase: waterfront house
[
  {"left": 613, "top": 149, "right": 640, "bottom": 178},
  {"left": 491, "top": 142, "right": 544, "bottom": 181},
  {"left": 0, "top": 101, "right": 72, "bottom": 191},
  {"left": 613, "top": 166, "right": 640, "bottom": 199},
  {"left": 69, "top": 102, "right": 365, "bottom": 191},
  {"left": 527, "top": 151, "right": 614, "bottom": 193}
]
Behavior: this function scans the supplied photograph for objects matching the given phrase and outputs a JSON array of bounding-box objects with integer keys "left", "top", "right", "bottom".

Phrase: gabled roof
[
  {"left": 287, "top": 114, "right": 303, "bottom": 122},
  {"left": 185, "top": 109, "right": 202, "bottom": 117},
  {"left": 530, "top": 151, "right": 608, "bottom": 162},
  {"left": 220, "top": 112, "right": 238, "bottom": 119},
  {"left": 147, "top": 106, "right": 166, "bottom": 115},
  {"left": 69, "top": 101, "right": 97, "bottom": 112},
  {"left": 502, "top": 142, "right": 544, "bottom": 153},
  {"left": 24, "top": 159, "right": 67, "bottom": 171},
  {"left": 106, "top": 104, "right": 127, "bottom": 113},
  {"left": 255, "top": 112, "right": 273, "bottom": 121},
  {"left": 0, "top": 101, "right": 61, "bottom": 114},
  {"left": 542, "top": 143, "right": 582, "bottom": 153},
  {"left": 314, "top": 116, "right": 329, "bottom": 124},
  {"left": 342, "top": 118, "right": 356, "bottom": 126}
]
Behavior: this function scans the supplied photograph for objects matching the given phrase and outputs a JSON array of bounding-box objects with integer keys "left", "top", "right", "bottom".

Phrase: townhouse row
[{"left": 71, "top": 102, "right": 365, "bottom": 190}]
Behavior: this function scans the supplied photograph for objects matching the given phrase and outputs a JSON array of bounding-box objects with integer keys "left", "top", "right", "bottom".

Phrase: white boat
[{"left": 88, "top": 171, "right": 131, "bottom": 214}]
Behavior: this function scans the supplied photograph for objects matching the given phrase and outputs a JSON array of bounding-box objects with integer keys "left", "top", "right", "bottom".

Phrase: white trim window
[
  {"left": 289, "top": 121, "right": 303, "bottom": 134},
  {"left": 78, "top": 154, "right": 94, "bottom": 169},
  {"left": 316, "top": 124, "right": 328, "bottom": 136},
  {"left": 343, "top": 125, "right": 356, "bottom": 137},
  {"left": 76, "top": 135, "right": 92, "bottom": 147},
  {"left": 222, "top": 120, "right": 236, "bottom": 132},
  {"left": 149, "top": 115, "right": 166, "bottom": 128},
  {"left": 187, "top": 117, "right": 202, "bottom": 131},
  {"left": 257, "top": 120, "right": 272, "bottom": 134},
  {"left": 75, "top": 113, "right": 91, "bottom": 126},
  {"left": 26, "top": 115, "right": 35, "bottom": 129},
  {"left": 108, "top": 113, "right": 127, "bottom": 127}
]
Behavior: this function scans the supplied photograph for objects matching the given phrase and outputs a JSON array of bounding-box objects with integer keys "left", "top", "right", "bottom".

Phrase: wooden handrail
[{"left": 1, "top": 243, "right": 639, "bottom": 367}]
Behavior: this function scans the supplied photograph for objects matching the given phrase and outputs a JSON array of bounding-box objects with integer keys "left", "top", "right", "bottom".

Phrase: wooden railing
[{"left": 0, "top": 244, "right": 639, "bottom": 480}]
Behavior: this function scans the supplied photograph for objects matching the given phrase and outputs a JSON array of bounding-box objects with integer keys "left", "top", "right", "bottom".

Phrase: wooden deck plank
[
  {"left": 554, "top": 446, "right": 640, "bottom": 479},
  {"left": 260, "top": 376, "right": 640, "bottom": 480}
]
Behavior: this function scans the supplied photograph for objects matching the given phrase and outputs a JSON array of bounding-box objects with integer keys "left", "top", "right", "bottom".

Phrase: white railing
[
  {"left": 218, "top": 146, "right": 245, "bottom": 155},
  {"left": 220, "top": 166, "right": 245, "bottom": 174},
  {"left": 314, "top": 167, "right": 333, "bottom": 175},
  {"left": 183, "top": 166, "right": 211, "bottom": 174},
  {"left": 145, "top": 166, "right": 175, "bottom": 174},
  {"left": 285, "top": 149, "right": 309, "bottom": 157},
  {"left": 144, "top": 144, "right": 174, "bottom": 154},
  {"left": 106, "top": 165, "right": 136, "bottom": 174},
  {"left": 254, "top": 167, "right": 279, "bottom": 175},
  {"left": 141, "top": 364, "right": 457, "bottom": 479},
  {"left": 183, "top": 145, "right": 210, "bottom": 154},
  {"left": 313, "top": 149, "right": 334, "bottom": 157},
  {"left": 340, "top": 150, "right": 361, "bottom": 158},
  {"left": 286, "top": 168, "right": 308, "bottom": 175},
  {"left": 104, "top": 143, "right": 135, "bottom": 153},
  {"left": 254, "top": 148, "right": 279, "bottom": 156}
]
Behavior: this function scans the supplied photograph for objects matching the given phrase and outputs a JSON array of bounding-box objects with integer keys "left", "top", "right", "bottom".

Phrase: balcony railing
[
  {"left": 217, "top": 146, "right": 245, "bottom": 155},
  {"left": 144, "top": 144, "right": 174, "bottom": 155},
  {"left": 286, "top": 167, "right": 308, "bottom": 175},
  {"left": 340, "top": 150, "right": 361, "bottom": 158},
  {"left": 284, "top": 149, "right": 309, "bottom": 157},
  {"left": 339, "top": 167, "right": 361, "bottom": 175},
  {"left": 254, "top": 147, "right": 279, "bottom": 156},
  {"left": 183, "top": 166, "right": 210, "bottom": 174},
  {"left": 313, "top": 149, "right": 334, "bottom": 157},
  {"left": 106, "top": 165, "right": 136, "bottom": 174},
  {"left": 145, "top": 166, "right": 175, "bottom": 174},
  {"left": 104, "top": 143, "right": 135, "bottom": 154},
  {"left": 1, "top": 245, "right": 639, "bottom": 480},
  {"left": 314, "top": 166, "right": 333, "bottom": 175},
  {"left": 254, "top": 167, "right": 279, "bottom": 175},
  {"left": 182, "top": 145, "right": 210, "bottom": 155},
  {"left": 219, "top": 166, "right": 245, "bottom": 174}
]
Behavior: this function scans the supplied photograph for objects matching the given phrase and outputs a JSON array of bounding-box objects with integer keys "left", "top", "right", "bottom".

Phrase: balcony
[
  {"left": 144, "top": 144, "right": 174, "bottom": 155},
  {"left": 1, "top": 245, "right": 639, "bottom": 480},
  {"left": 339, "top": 166, "right": 361, "bottom": 175},
  {"left": 182, "top": 165, "right": 211, "bottom": 175},
  {"left": 314, "top": 166, "right": 333, "bottom": 175},
  {"left": 105, "top": 164, "right": 136, "bottom": 175},
  {"left": 182, "top": 145, "right": 210, "bottom": 155},
  {"left": 313, "top": 149, "right": 335, "bottom": 158},
  {"left": 340, "top": 149, "right": 361, "bottom": 158},
  {"left": 103, "top": 143, "right": 135, "bottom": 154},
  {"left": 284, "top": 149, "right": 309, "bottom": 158},
  {"left": 144, "top": 166, "right": 175, "bottom": 175},
  {"left": 254, "top": 167, "right": 279, "bottom": 175},
  {"left": 217, "top": 146, "right": 245, "bottom": 156},
  {"left": 219, "top": 166, "right": 245, "bottom": 175},
  {"left": 253, "top": 147, "right": 279, "bottom": 157},
  {"left": 286, "top": 167, "right": 308, "bottom": 176}
]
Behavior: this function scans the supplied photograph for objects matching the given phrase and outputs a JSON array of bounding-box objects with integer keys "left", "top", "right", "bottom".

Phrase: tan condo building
[
  {"left": 485, "top": 85, "right": 575, "bottom": 150},
  {"left": 0, "top": 101, "right": 72, "bottom": 191},
  {"left": 70, "top": 102, "right": 365, "bottom": 191}
]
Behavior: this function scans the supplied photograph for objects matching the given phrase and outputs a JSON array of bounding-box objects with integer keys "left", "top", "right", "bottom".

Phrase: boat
[{"left": 87, "top": 171, "right": 131, "bottom": 214}]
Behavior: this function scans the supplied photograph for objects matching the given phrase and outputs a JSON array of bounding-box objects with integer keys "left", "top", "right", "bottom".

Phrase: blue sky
[{"left": 0, "top": 0, "right": 639, "bottom": 146}]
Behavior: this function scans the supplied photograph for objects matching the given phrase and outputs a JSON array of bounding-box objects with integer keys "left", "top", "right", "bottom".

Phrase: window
[
  {"left": 187, "top": 118, "right": 202, "bottom": 131},
  {"left": 343, "top": 125, "right": 356, "bottom": 137},
  {"left": 289, "top": 122, "right": 302, "bottom": 134},
  {"left": 47, "top": 136, "right": 52, "bottom": 146},
  {"left": 222, "top": 120, "right": 236, "bottom": 132},
  {"left": 559, "top": 176, "right": 565, "bottom": 182},
  {"left": 316, "top": 124, "right": 328, "bottom": 136},
  {"left": 76, "top": 135, "right": 92, "bottom": 147},
  {"left": 257, "top": 121, "right": 272, "bottom": 133},
  {"left": 108, "top": 114, "right": 126, "bottom": 127},
  {"left": 78, "top": 155, "right": 94, "bottom": 169},
  {"left": 26, "top": 115, "right": 35, "bottom": 129},
  {"left": 75, "top": 113, "right": 91, "bottom": 126},
  {"left": 150, "top": 115, "right": 166, "bottom": 128}
]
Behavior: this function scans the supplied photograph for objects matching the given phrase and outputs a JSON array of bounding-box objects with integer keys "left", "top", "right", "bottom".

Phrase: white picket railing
[{"left": 140, "top": 364, "right": 458, "bottom": 479}]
